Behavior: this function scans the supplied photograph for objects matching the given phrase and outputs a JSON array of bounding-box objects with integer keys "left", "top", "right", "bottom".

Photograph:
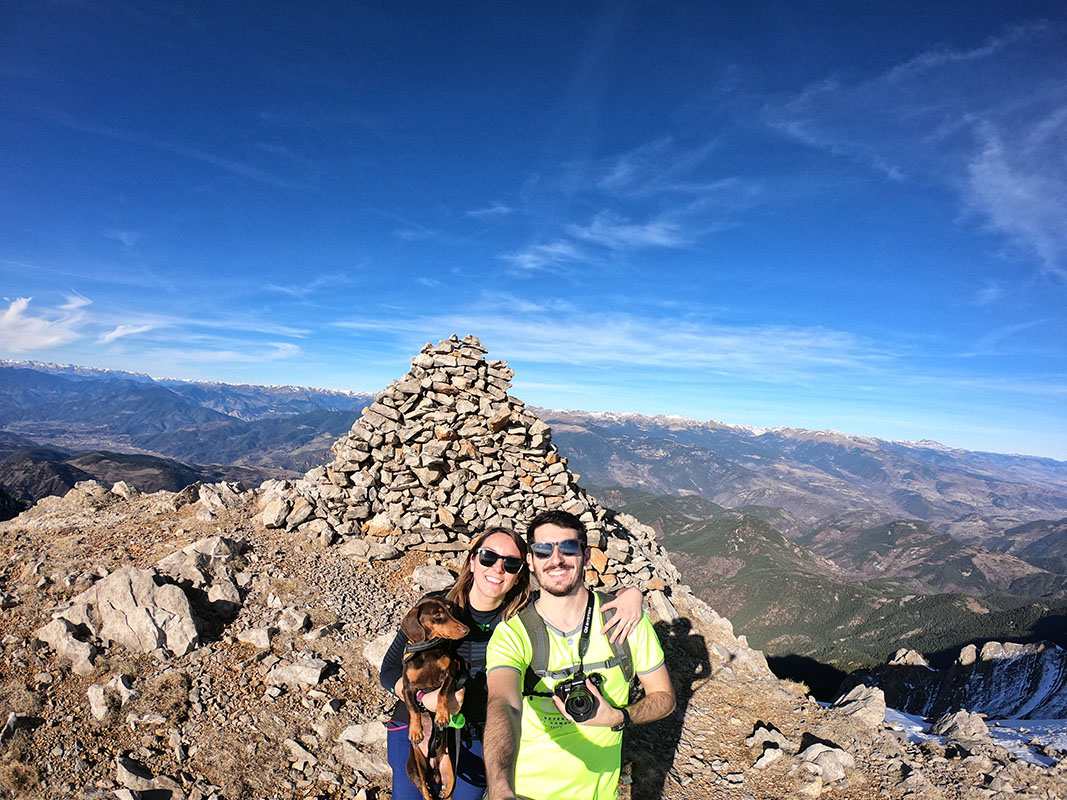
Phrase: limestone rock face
[
  {"left": 847, "top": 639, "right": 1067, "bottom": 719},
  {"left": 57, "top": 565, "right": 199, "bottom": 657}
]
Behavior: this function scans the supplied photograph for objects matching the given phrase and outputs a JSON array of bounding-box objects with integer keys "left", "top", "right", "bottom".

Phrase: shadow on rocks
[
  {"left": 766, "top": 654, "right": 848, "bottom": 701},
  {"left": 625, "top": 617, "right": 710, "bottom": 800}
]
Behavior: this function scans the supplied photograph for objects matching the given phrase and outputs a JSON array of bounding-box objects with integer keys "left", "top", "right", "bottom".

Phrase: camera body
[{"left": 553, "top": 671, "right": 604, "bottom": 723}]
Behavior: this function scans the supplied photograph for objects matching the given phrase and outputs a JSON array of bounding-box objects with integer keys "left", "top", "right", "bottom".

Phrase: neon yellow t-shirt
[{"left": 486, "top": 592, "right": 665, "bottom": 800}]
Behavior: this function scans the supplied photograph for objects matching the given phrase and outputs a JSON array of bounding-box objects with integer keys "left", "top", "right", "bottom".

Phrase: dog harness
[{"left": 403, "top": 637, "right": 448, "bottom": 659}]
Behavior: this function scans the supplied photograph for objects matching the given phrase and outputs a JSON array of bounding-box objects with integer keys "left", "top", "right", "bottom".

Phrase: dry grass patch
[
  {"left": 142, "top": 670, "right": 190, "bottom": 725},
  {"left": 268, "top": 576, "right": 308, "bottom": 602},
  {"left": 0, "top": 683, "right": 39, "bottom": 718},
  {"left": 193, "top": 722, "right": 294, "bottom": 800},
  {"left": 0, "top": 732, "right": 40, "bottom": 799}
]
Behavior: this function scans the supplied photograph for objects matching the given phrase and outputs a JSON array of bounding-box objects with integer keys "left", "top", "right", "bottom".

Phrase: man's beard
[{"left": 537, "top": 563, "right": 583, "bottom": 597}]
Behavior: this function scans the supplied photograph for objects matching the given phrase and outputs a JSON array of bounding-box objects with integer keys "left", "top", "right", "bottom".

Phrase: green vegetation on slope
[{"left": 595, "top": 486, "right": 1067, "bottom": 695}]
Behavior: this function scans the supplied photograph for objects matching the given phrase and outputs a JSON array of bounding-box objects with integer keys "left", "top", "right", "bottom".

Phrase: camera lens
[{"left": 564, "top": 686, "right": 597, "bottom": 722}]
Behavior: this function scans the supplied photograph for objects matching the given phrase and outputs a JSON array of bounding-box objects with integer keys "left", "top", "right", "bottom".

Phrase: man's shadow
[{"left": 624, "top": 617, "right": 710, "bottom": 800}]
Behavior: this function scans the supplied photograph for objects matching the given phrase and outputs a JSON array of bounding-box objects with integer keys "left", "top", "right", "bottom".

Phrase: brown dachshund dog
[{"left": 400, "top": 596, "right": 470, "bottom": 800}]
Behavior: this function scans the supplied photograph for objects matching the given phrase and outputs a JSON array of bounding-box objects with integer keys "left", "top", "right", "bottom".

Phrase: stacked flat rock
[{"left": 262, "top": 335, "right": 681, "bottom": 592}]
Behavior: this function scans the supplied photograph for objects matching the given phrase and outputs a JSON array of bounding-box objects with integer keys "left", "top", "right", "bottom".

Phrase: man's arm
[
  {"left": 627, "top": 663, "right": 675, "bottom": 724},
  {"left": 484, "top": 666, "right": 523, "bottom": 800}
]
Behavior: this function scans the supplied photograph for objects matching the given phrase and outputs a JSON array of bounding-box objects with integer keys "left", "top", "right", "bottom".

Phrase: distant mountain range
[
  {"left": 537, "top": 409, "right": 1067, "bottom": 547},
  {"left": 3, "top": 359, "right": 1066, "bottom": 697},
  {"left": 0, "top": 430, "right": 283, "bottom": 515},
  {"left": 0, "top": 363, "right": 368, "bottom": 471}
]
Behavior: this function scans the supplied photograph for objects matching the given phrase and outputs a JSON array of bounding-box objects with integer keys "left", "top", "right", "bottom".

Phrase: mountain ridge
[
  {"left": 1, "top": 336, "right": 1063, "bottom": 798},
  {"left": 5, "top": 359, "right": 1064, "bottom": 463}
]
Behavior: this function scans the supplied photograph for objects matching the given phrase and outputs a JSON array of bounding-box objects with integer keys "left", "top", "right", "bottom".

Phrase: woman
[{"left": 380, "top": 527, "right": 644, "bottom": 800}]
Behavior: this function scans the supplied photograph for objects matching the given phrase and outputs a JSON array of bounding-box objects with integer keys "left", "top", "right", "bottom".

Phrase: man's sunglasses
[
  {"left": 530, "top": 539, "right": 583, "bottom": 559},
  {"left": 476, "top": 548, "right": 524, "bottom": 574}
]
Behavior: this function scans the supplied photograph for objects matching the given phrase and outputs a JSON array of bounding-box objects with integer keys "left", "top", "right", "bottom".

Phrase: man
[{"left": 484, "top": 510, "right": 675, "bottom": 800}]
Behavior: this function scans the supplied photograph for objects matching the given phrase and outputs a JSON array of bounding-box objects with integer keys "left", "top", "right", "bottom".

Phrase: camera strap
[{"left": 574, "top": 589, "right": 596, "bottom": 675}]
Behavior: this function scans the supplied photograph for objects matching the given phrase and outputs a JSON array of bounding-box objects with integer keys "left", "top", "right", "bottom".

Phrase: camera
[{"left": 553, "top": 672, "right": 604, "bottom": 723}]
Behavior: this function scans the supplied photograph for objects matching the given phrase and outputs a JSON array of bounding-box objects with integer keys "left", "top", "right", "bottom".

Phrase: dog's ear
[{"left": 401, "top": 601, "right": 428, "bottom": 644}]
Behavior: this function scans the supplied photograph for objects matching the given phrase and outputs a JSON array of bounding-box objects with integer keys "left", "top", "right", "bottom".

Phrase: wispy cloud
[
  {"left": 501, "top": 136, "right": 761, "bottom": 272},
  {"left": 103, "top": 229, "right": 140, "bottom": 250},
  {"left": 0, "top": 296, "right": 88, "bottom": 353},
  {"left": 501, "top": 241, "right": 587, "bottom": 273},
  {"left": 765, "top": 22, "right": 1067, "bottom": 282},
  {"left": 466, "top": 202, "right": 516, "bottom": 220},
  {"left": 98, "top": 324, "right": 153, "bottom": 344},
  {"left": 973, "top": 279, "right": 1003, "bottom": 307},
  {"left": 1, "top": 258, "right": 177, "bottom": 292},
  {"left": 46, "top": 111, "right": 305, "bottom": 189},
  {"left": 392, "top": 223, "right": 440, "bottom": 242},
  {"left": 971, "top": 319, "right": 1049, "bottom": 354},
  {"left": 966, "top": 116, "right": 1067, "bottom": 280},
  {"left": 266, "top": 272, "right": 355, "bottom": 300},
  {"left": 568, "top": 211, "right": 685, "bottom": 249},
  {"left": 174, "top": 341, "right": 303, "bottom": 363},
  {"left": 336, "top": 302, "right": 893, "bottom": 383},
  {"left": 597, "top": 136, "right": 722, "bottom": 196}
]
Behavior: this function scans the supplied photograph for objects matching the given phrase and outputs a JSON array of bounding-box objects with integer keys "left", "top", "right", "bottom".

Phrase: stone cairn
[{"left": 259, "top": 334, "right": 682, "bottom": 595}]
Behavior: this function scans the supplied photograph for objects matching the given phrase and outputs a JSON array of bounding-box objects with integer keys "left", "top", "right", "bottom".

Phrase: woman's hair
[{"left": 446, "top": 527, "right": 530, "bottom": 620}]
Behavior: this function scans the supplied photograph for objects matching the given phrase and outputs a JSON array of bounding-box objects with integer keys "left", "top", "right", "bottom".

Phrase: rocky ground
[
  {"left": 0, "top": 483, "right": 1062, "bottom": 800},
  {"left": 1, "top": 335, "right": 1064, "bottom": 800}
]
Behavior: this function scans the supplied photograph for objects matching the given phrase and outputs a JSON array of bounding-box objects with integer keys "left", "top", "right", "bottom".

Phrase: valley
[{"left": 3, "top": 359, "right": 1066, "bottom": 699}]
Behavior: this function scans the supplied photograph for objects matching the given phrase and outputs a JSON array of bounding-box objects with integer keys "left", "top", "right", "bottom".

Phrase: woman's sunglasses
[
  {"left": 476, "top": 548, "right": 524, "bottom": 574},
  {"left": 529, "top": 539, "right": 583, "bottom": 559}
]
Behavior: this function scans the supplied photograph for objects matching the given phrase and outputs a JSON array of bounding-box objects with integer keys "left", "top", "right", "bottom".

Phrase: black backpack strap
[
  {"left": 519, "top": 603, "right": 551, "bottom": 696},
  {"left": 519, "top": 591, "right": 637, "bottom": 698}
]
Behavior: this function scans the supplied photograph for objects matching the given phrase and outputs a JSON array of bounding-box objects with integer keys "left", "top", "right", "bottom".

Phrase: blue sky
[{"left": 1, "top": 2, "right": 1065, "bottom": 459}]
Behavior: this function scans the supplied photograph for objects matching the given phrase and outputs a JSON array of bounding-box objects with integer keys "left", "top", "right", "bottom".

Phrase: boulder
[
  {"left": 262, "top": 497, "right": 291, "bottom": 529},
  {"left": 35, "top": 617, "right": 98, "bottom": 675},
  {"left": 111, "top": 481, "right": 140, "bottom": 500},
  {"left": 59, "top": 566, "right": 199, "bottom": 657},
  {"left": 278, "top": 608, "right": 311, "bottom": 632},
  {"left": 338, "top": 539, "right": 400, "bottom": 561},
  {"left": 800, "top": 743, "right": 855, "bottom": 784},
  {"left": 238, "top": 627, "right": 276, "bottom": 649},
  {"left": 115, "top": 753, "right": 155, "bottom": 790},
  {"left": 266, "top": 658, "right": 328, "bottom": 687},
  {"left": 155, "top": 535, "right": 245, "bottom": 589},
  {"left": 832, "top": 684, "right": 887, "bottom": 729},
  {"left": 338, "top": 742, "right": 390, "bottom": 777},
  {"left": 929, "top": 710, "right": 990, "bottom": 741},
  {"left": 363, "top": 630, "right": 396, "bottom": 672},
  {"left": 338, "top": 722, "right": 387, "bottom": 747},
  {"left": 746, "top": 724, "right": 797, "bottom": 754},
  {"left": 412, "top": 565, "right": 454, "bottom": 592}
]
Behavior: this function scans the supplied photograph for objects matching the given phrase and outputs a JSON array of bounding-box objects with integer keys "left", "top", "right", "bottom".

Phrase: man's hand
[{"left": 550, "top": 678, "right": 625, "bottom": 728}]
